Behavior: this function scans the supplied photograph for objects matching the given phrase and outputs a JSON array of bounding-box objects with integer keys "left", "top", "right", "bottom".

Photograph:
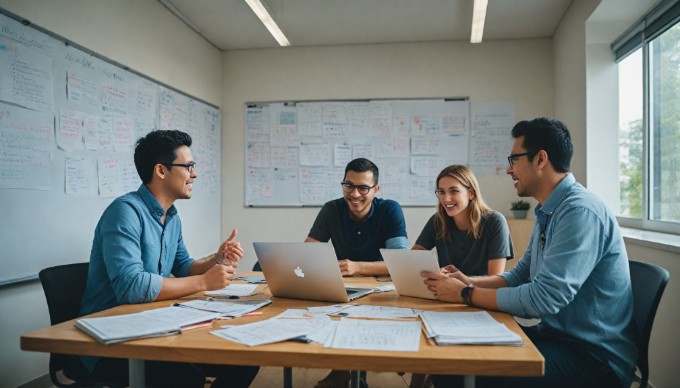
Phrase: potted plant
[{"left": 510, "top": 200, "right": 531, "bottom": 219}]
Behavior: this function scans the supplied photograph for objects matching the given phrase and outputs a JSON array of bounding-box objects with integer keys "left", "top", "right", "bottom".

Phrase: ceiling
[{"left": 160, "top": 0, "right": 574, "bottom": 50}]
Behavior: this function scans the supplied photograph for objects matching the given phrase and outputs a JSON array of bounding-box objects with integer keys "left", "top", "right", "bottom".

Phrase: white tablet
[{"left": 380, "top": 249, "right": 441, "bottom": 300}]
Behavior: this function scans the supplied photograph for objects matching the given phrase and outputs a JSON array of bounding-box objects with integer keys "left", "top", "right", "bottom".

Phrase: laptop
[
  {"left": 380, "top": 249, "right": 441, "bottom": 300},
  {"left": 253, "top": 242, "right": 374, "bottom": 303}
]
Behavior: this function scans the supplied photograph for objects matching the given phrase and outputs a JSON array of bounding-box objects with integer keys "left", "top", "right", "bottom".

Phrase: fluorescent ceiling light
[
  {"left": 470, "top": 0, "right": 488, "bottom": 44},
  {"left": 244, "top": 0, "right": 291, "bottom": 47}
]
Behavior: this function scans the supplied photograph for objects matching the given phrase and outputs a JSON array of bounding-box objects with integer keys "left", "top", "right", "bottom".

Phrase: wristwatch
[{"left": 461, "top": 284, "right": 475, "bottom": 306}]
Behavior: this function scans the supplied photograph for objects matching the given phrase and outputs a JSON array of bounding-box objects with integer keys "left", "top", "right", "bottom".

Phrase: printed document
[
  {"left": 175, "top": 299, "right": 271, "bottom": 317},
  {"left": 326, "top": 318, "right": 421, "bottom": 352},
  {"left": 76, "top": 306, "right": 220, "bottom": 344},
  {"left": 420, "top": 311, "right": 523, "bottom": 346}
]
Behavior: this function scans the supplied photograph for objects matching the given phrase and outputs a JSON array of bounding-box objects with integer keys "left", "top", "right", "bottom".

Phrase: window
[
  {"left": 617, "top": 49, "right": 643, "bottom": 218},
  {"left": 613, "top": 0, "right": 680, "bottom": 234},
  {"left": 649, "top": 24, "right": 680, "bottom": 224}
]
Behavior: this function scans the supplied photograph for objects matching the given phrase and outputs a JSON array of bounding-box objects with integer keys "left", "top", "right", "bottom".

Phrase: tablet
[{"left": 380, "top": 249, "right": 441, "bottom": 300}]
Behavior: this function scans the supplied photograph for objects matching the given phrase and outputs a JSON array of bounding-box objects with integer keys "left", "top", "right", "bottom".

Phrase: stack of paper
[
  {"left": 420, "top": 311, "right": 523, "bottom": 346},
  {"left": 76, "top": 306, "right": 221, "bottom": 344},
  {"left": 175, "top": 299, "right": 271, "bottom": 317},
  {"left": 211, "top": 312, "right": 331, "bottom": 346}
]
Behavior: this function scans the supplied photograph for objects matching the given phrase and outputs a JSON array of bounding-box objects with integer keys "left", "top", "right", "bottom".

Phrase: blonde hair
[{"left": 435, "top": 165, "right": 492, "bottom": 240}]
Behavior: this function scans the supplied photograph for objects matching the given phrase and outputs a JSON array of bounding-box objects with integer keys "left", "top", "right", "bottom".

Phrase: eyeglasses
[
  {"left": 507, "top": 151, "right": 535, "bottom": 168},
  {"left": 164, "top": 161, "right": 196, "bottom": 174},
  {"left": 434, "top": 188, "right": 457, "bottom": 198},
  {"left": 341, "top": 181, "right": 376, "bottom": 195}
]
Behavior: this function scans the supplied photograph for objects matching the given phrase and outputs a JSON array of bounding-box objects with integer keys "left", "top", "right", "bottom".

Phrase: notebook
[
  {"left": 253, "top": 242, "right": 374, "bottom": 303},
  {"left": 380, "top": 249, "right": 441, "bottom": 300}
]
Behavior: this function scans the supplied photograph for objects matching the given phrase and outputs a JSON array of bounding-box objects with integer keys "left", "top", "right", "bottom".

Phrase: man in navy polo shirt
[
  {"left": 307, "top": 158, "right": 409, "bottom": 387},
  {"left": 306, "top": 157, "right": 409, "bottom": 275}
]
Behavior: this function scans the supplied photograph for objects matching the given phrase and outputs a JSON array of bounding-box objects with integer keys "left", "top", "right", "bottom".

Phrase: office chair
[
  {"left": 39, "top": 262, "right": 122, "bottom": 387},
  {"left": 252, "top": 261, "right": 262, "bottom": 272},
  {"left": 628, "top": 260, "right": 670, "bottom": 388}
]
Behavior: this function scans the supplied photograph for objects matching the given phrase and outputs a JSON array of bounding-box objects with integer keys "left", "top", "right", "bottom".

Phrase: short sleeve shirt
[
  {"left": 414, "top": 211, "right": 513, "bottom": 275},
  {"left": 308, "top": 197, "right": 407, "bottom": 262}
]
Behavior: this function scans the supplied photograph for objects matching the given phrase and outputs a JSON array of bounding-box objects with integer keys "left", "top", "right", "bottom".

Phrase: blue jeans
[{"left": 432, "top": 324, "right": 624, "bottom": 388}]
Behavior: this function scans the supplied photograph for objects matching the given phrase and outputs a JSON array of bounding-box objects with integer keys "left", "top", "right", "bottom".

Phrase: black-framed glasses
[
  {"left": 507, "top": 151, "right": 536, "bottom": 168},
  {"left": 341, "top": 181, "right": 376, "bottom": 195},
  {"left": 164, "top": 161, "right": 196, "bottom": 173}
]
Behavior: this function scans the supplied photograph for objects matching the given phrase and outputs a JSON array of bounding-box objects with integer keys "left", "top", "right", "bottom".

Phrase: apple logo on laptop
[{"left": 294, "top": 266, "right": 305, "bottom": 278}]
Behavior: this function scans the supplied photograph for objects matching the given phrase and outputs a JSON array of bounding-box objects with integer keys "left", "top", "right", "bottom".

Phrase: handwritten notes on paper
[
  {"left": 0, "top": 103, "right": 53, "bottom": 190},
  {"left": 245, "top": 100, "right": 514, "bottom": 206},
  {"left": 0, "top": 13, "right": 221, "bottom": 198}
]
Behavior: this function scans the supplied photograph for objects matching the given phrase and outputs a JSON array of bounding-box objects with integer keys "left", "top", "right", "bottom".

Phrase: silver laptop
[
  {"left": 380, "top": 249, "right": 441, "bottom": 300},
  {"left": 253, "top": 242, "right": 374, "bottom": 303}
]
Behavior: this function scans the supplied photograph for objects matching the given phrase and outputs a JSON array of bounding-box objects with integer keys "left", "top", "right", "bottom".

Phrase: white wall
[
  {"left": 553, "top": 0, "right": 601, "bottom": 185},
  {"left": 221, "top": 40, "right": 554, "bottom": 270},
  {"left": 0, "top": 0, "right": 222, "bottom": 386},
  {"left": 585, "top": 41, "right": 620, "bottom": 206}
]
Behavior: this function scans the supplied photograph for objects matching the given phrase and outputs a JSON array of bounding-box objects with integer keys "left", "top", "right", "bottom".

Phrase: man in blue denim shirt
[
  {"left": 79, "top": 130, "right": 258, "bottom": 388},
  {"left": 423, "top": 118, "right": 636, "bottom": 388}
]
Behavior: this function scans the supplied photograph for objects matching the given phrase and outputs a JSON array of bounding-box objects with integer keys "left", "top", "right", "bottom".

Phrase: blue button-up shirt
[
  {"left": 80, "top": 184, "right": 194, "bottom": 317},
  {"left": 497, "top": 174, "right": 637, "bottom": 385}
]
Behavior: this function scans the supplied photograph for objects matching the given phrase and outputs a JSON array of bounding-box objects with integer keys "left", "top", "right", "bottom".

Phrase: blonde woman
[{"left": 413, "top": 165, "right": 513, "bottom": 276}]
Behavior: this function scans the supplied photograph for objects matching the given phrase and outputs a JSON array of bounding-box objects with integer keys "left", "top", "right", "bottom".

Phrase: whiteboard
[
  {"left": 244, "top": 99, "right": 514, "bottom": 207},
  {"left": 0, "top": 12, "right": 221, "bottom": 285}
]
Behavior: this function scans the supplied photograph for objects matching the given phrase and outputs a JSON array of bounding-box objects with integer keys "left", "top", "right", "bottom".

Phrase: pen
[
  {"left": 207, "top": 295, "right": 240, "bottom": 300},
  {"left": 290, "top": 336, "right": 312, "bottom": 343},
  {"left": 243, "top": 312, "right": 262, "bottom": 317}
]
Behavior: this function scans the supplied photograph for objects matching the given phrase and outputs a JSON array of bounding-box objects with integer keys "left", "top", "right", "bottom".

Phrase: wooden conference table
[{"left": 21, "top": 272, "right": 544, "bottom": 388}]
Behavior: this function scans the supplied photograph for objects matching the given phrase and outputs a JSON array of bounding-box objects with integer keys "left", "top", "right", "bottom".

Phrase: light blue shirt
[
  {"left": 497, "top": 173, "right": 637, "bottom": 385},
  {"left": 81, "top": 185, "right": 194, "bottom": 317},
  {"left": 79, "top": 185, "right": 195, "bottom": 371}
]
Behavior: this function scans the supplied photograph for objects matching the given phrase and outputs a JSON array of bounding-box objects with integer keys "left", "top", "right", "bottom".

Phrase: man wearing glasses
[
  {"left": 80, "top": 130, "right": 258, "bottom": 387},
  {"left": 423, "top": 118, "right": 636, "bottom": 388},
  {"left": 307, "top": 158, "right": 408, "bottom": 387},
  {"left": 306, "top": 157, "right": 409, "bottom": 277}
]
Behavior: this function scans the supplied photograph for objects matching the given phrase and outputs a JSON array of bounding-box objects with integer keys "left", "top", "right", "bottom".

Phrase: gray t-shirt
[{"left": 415, "top": 211, "right": 513, "bottom": 275}]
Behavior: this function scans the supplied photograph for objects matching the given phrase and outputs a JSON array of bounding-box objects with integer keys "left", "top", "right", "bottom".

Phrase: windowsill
[{"left": 620, "top": 227, "right": 680, "bottom": 254}]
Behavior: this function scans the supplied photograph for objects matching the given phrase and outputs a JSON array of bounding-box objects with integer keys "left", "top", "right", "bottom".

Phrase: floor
[{"left": 245, "top": 367, "right": 413, "bottom": 387}]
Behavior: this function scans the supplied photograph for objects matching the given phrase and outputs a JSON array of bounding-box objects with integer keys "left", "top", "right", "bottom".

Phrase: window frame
[{"left": 613, "top": 0, "right": 680, "bottom": 235}]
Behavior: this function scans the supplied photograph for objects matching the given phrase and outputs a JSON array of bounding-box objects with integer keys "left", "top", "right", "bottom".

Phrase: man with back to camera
[
  {"left": 79, "top": 130, "right": 258, "bottom": 388},
  {"left": 306, "top": 157, "right": 409, "bottom": 387},
  {"left": 422, "top": 117, "right": 637, "bottom": 388}
]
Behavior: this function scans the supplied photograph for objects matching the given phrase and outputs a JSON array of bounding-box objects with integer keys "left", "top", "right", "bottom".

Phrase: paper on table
[
  {"left": 419, "top": 311, "right": 523, "bottom": 346},
  {"left": 326, "top": 318, "right": 421, "bottom": 352},
  {"left": 211, "top": 316, "right": 329, "bottom": 346},
  {"left": 175, "top": 299, "right": 271, "bottom": 317},
  {"left": 373, "top": 284, "right": 396, "bottom": 292},
  {"left": 330, "top": 304, "right": 419, "bottom": 319},
  {"left": 306, "top": 304, "right": 354, "bottom": 315},
  {"left": 75, "top": 306, "right": 221, "bottom": 344},
  {"left": 205, "top": 284, "right": 259, "bottom": 297}
]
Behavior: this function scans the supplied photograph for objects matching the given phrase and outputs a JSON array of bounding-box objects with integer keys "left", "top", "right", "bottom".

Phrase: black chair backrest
[
  {"left": 252, "top": 261, "right": 262, "bottom": 272},
  {"left": 39, "top": 262, "right": 90, "bottom": 387},
  {"left": 39, "top": 262, "right": 89, "bottom": 326},
  {"left": 629, "top": 260, "right": 670, "bottom": 388}
]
